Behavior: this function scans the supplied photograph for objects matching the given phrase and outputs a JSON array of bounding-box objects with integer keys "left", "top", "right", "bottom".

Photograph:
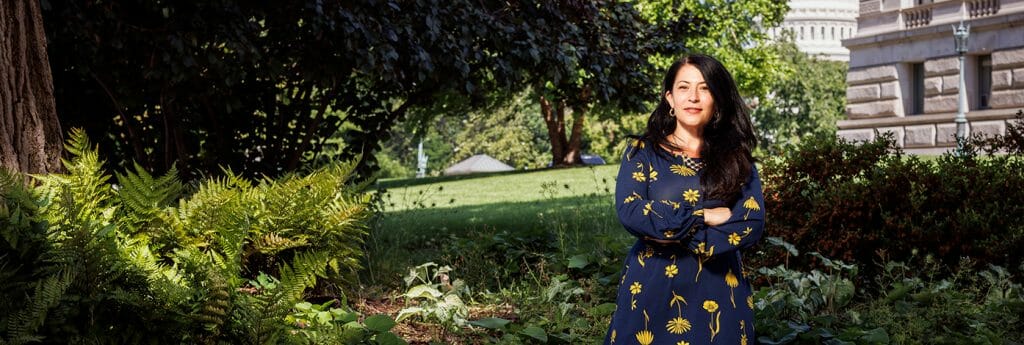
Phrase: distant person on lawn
[{"left": 604, "top": 54, "right": 765, "bottom": 345}]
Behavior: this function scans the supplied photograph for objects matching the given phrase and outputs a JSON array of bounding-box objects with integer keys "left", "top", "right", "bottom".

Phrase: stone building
[
  {"left": 768, "top": 0, "right": 860, "bottom": 61},
  {"left": 839, "top": 0, "right": 1024, "bottom": 154}
]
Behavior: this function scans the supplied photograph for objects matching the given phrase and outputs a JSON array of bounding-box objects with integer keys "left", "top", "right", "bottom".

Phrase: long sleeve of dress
[
  {"left": 686, "top": 165, "right": 765, "bottom": 258},
  {"left": 615, "top": 144, "right": 704, "bottom": 240}
]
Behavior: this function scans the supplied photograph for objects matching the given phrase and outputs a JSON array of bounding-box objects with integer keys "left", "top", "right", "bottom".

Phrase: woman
[{"left": 604, "top": 54, "right": 764, "bottom": 344}]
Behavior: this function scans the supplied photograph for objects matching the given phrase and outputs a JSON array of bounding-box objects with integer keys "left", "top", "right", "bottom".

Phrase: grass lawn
[{"left": 361, "top": 164, "right": 631, "bottom": 290}]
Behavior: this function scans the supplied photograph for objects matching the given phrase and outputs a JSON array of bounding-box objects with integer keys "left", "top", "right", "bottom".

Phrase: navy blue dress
[{"left": 604, "top": 140, "right": 765, "bottom": 345}]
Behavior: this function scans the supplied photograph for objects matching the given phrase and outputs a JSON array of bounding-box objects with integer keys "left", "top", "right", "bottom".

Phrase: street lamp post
[{"left": 953, "top": 19, "right": 970, "bottom": 155}]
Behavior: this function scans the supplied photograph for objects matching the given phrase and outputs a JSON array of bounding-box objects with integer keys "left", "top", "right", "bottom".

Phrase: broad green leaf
[
  {"left": 404, "top": 284, "right": 442, "bottom": 300},
  {"left": 396, "top": 307, "right": 424, "bottom": 322},
  {"left": 374, "top": 331, "right": 408, "bottom": 345},
  {"left": 468, "top": 317, "right": 511, "bottom": 330},
  {"left": 567, "top": 254, "right": 589, "bottom": 269},
  {"left": 519, "top": 326, "right": 548, "bottom": 342},
  {"left": 859, "top": 328, "right": 890, "bottom": 344},
  {"left": 364, "top": 314, "right": 397, "bottom": 332}
]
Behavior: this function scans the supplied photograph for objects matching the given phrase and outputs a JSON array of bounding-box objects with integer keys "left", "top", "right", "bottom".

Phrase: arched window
[
  {"left": 832, "top": 27, "right": 836, "bottom": 40},
  {"left": 800, "top": 26, "right": 805, "bottom": 40}
]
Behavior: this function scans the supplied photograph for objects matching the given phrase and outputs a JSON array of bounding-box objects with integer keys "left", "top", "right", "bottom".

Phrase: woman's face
[{"left": 664, "top": 63, "right": 715, "bottom": 132}]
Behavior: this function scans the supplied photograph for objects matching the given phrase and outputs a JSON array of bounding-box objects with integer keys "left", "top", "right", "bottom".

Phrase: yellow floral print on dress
[
  {"left": 649, "top": 164, "right": 658, "bottom": 181},
  {"left": 665, "top": 264, "right": 678, "bottom": 278},
  {"left": 703, "top": 300, "right": 721, "bottom": 342},
  {"left": 676, "top": 342, "right": 690, "bottom": 345},
  {"left": 683, "top": 189, "right": 700, "bottom": 205},
  {"left": 726, "top": 270, "right": 739, "bottom": 308},
  {"left": 728, "top": 232, "right": 742, "bottom": 246},
  {"left": 660, "top": 200, "right": 680, "bottom": 210},
  {"left": 670, "top": 164, "right": 697, "bottom": 176},
  {"left": 742, "top": 196, "right": 760, "bottom": 220},
  {"left": 642, "top": 202, "right": 662, "bottom": 218},
  {"left": 666, "top": 317, "right": 692, "bottom": 334},
  {"left": 630, "top": 281, "right": 642, "bottom": 310},
  {"left": 747, "top": 295, "right": 754, "bottom": 309},
  {"left": 729, "top": 227, "right": 755, "bottom": 247},
  {"left": 636, "top": 310, "right": 654, "bottom": 345},
  {"left": 623, "top": 191, "right": 642, "bottom": 204},
  {"left": 667, "top": 290, "right": 690, "bottom": 334},
  {"left": 632, "top": 171, "right": 646, "bottom": 182},
  {"left": 693, "top": 242, "right": 714, "bottom": 282},
  {"left": 740, "top": 320, "right": 748, "bottom": 345},
  {"left": 610, "top": 329, "right": 616, "bottom": 343}
]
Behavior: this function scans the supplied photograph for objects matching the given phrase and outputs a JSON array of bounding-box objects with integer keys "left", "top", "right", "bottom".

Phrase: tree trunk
[
  {"left": 0, "top": 0, "right": 62, "bottom": 174},
  {"left": 540, "top": 95, "right": 572, "bottom": 167},
  {"left": 565, "top": 105, "right": 585, "bottom": 165},
  {"left": 541, "top": 94, "right": 586, "bottom": 167}
]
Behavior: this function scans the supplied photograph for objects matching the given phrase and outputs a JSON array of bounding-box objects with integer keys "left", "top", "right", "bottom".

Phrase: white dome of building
[{"left": 768, "top": 0, "right": 859, "bottom": 61}]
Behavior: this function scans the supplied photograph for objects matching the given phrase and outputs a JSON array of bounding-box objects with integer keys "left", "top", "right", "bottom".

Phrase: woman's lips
[{"left": 683, "top": 107, "right": 702, "bottom": 113}]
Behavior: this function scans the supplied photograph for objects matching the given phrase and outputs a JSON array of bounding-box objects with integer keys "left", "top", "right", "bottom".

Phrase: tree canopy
[{"left": 42, "top": 0, "right": 789, "bottom": 178}]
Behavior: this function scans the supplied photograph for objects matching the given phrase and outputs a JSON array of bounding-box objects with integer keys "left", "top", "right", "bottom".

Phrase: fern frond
[
  {"left": 255, "top": 234, "right": 309, "bottom": 255},
  {"left": 116, "top": 162, "right": 182, "bottom": 220},
  {"left": 4, "top": 268, "right": 74, "bottom": 344}
]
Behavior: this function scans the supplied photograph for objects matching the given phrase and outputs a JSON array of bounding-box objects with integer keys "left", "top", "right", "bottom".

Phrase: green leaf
[
  {"left": 567, "top": 254, "right": 589, "bottom": 269},
  {"left": 588, "top": 303, "right": 617, "bottom": 317},
  {"left": 404, "top": 284, "right": 443, "bottom": 300},
  {"left": 468, "top": 317, "right": 511, "bottom": 330},
  {"left": 859, "top": 327, "right": 890, "bottom": 344},
  {"left": 336, "top": 310, "right": 359, "bottom": 323},
  {"left": 518, "top": 326, "right": 548, "bottom": 342},
  {"left": 374, "top": 331, "right": 408, "bottom": 345},
  {"left": 364, "top": 314, "right": 397, "bottom": 332},
  {"left": 294, "top": 302, "right": 313, "bottom": 311},
  {"left": 766, "top": 236, "right": 799, "bottom": 256},
  {"left": 395, "top": 307, "right": 424, "bottom": 322}
]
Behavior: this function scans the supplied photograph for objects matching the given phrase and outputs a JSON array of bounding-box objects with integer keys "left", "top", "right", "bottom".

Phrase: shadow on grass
[
  {"left": 361, "top": 193, "right": 629, "bottom": 289},
  {"left": 375, "top": 164, "right": 612, "bottom": 189},
  {"left": 380, "top": 193, "right": 616, "bottom": 234}
]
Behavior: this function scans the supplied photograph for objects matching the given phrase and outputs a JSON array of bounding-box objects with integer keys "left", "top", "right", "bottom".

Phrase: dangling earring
[{"left": 669, "top": 108, "right": 676, "bottom": 118}]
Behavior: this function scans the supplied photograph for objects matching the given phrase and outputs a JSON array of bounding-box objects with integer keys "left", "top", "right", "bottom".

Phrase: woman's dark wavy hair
[{"left": 637, "top": 54, "right": 757, "bottom": 204}]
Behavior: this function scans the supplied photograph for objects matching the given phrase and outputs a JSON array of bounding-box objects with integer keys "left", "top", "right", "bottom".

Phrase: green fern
[
  {"left": 116, "top": 162, "right": 182, "bottom": 227},
  {"left": 3, "top": 268, "right": 74, "bottom": 345}
]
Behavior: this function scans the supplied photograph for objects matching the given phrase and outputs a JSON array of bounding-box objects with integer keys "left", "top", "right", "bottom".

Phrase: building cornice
[
  {"left": 838, "top": 108, "right": 1020, "bottom": 130},
  {"left": 844, "top": 11, "right": 1024, "bottom": 49}
]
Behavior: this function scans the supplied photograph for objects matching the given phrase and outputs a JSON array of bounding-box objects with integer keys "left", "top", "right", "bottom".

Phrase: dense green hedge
[{"left": 757, "top": 111, "right": 1024, "bottom": 282}]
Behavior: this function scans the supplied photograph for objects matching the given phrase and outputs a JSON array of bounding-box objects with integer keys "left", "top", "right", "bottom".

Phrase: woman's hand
[{"left": 703, "top": 207, "right": 732, "bottom": 226}]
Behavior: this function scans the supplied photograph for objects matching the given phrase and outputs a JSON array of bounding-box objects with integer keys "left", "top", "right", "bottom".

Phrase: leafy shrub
[
  {"left": 396, "top": 262, "right": 470, "bottom": 333},
  {"left": 752, "top": 238, "right": 1024, "bottom": 344},
  {"left": 759, "top": 123, "right": 1024, "bottom": 282},
  {"left": 0, "top": 129, "right": 395, "bottom": 344}
]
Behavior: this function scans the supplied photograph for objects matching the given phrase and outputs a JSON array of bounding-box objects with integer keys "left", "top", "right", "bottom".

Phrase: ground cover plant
[{"left": 361, "top": 121, "right": 1024, "bottom": 344}]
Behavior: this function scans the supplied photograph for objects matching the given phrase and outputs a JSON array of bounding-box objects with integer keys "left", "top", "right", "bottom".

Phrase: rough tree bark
[{"left": 0, "top": 0, "right": 63, "bottom": 174}]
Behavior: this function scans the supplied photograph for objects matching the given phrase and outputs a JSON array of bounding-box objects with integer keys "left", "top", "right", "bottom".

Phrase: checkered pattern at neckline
[{"left": 679, "top": 154, "right": 705, "bottom": 172}]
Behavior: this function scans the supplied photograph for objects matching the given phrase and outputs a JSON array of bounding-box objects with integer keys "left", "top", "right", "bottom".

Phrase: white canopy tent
[{"left": 443, "top": 154, "right": 514, "bottom": 176}]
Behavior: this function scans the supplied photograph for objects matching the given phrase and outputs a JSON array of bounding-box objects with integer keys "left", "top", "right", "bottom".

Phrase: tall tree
[
  {"left": 751, "top": 41, "right": 847, "bottom": 153},
  {"left": 0, "top": 0, "right": 62, "bottom": 174},
  {"left": 495, "top": 1, "right": 674, "bottom": 167},
  {"left": 635, "top": 0, "right": 790, "bottom": 98}
]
